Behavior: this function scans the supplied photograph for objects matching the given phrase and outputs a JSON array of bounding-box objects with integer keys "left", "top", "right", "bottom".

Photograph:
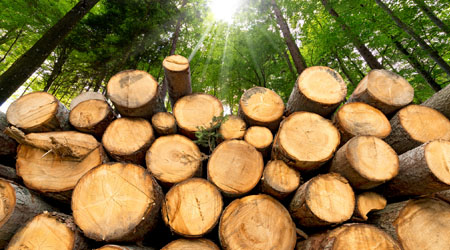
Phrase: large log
[
  {"left": 289, "top": 173, "right": 355, "bottom": 227},
  {"left": 354, "top": 192, "right": 386, "bottom": 221},
  {"left": 207, "top": 140, "right": 263, "bottom": 197},
  {"left": 261, "top": 160, "right": 301, "bottom": 199},
  {"left": 102, "top": 117, "right": 154, "bottom": 164},
  {"left": 6, "top": 92, "right": 70, "bottom": 132},
  {"left": 383, "top": 140, "right": 450, "bottom": 197},
  {"left": 173, "top": 93, "right": 223, "bottom": 139},
  {"left": 70, "top": 91, "right": 106, "bottom": 110},
  {"left": 162, "top": 178, "right": 223, "bottom": 237},
  {"left": 219, "top": 194, "right": 296, "bottom": 250},
  {"left": 0, "top": 179, "right": 55, "bottom": 248},
  {"left": 347, "top": 69, "right": 414, "bottom": 115},
  {"left": 330, "top": 136, "right": 399, "bottom": 189},
  {"left": 272, "top": 112, "right": 340, "bottom": 172},
  {"left": 146, "top": 134, "right": 202, "bottom": 186},
  {"left": 163, "top": 55, "right": 192, "bottom": 107},
  {"left": 0, "top": 112, "right": 17, "bottom": 157},
  {"left": 384, "top": 105, "right": 450, "bottom": 154},
  {"left": 423, "top": 83, "right": 450, "bottom": 119},
  {"left": 96, "top": 245, "right": 155, "bottom": 250},
  {"left": 332, "top": 102, "right": 391, "bottom": 143},
  {"left": 151, "top": 112, "right": 177, "bottom": 136},
  {"left": 70, "top": 99, "right": 115, "bottom": 138},
  {"left": 161, "top": 239, "right": 220, "bottom": 250},
  {"left": 218, "top": 115, "right": 246, "bottom": 141},
  {"left": 72, "top": 162, "right": 163, "bottom": 242},
  {"left": 6, "top": 212, "right": 88, "bottom": 250},
  {"left": 370, "top": 197, "right": 450, "bottom": 250},
  {"left": 244, "top": 126, "right": 273, "bottom": 157},
  {"left": 238, "top": 87, "right": 284, "bottom": 131},
  {"left": 286, "top": 66, "right": 347, "bottom": 117}
]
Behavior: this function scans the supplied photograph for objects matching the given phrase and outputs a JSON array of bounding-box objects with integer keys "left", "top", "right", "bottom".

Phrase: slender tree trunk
[
  {"left": 335, "top": 52, "right": 356, "bottom": 86},
  {"left": 346, "top": 54, "right": 365, "bottom": 78},
  {"left": 0, "top": 0, "right": 100, "bottom": 106},
  {"left": 322, "top": 0, "right": 384, "bottom": 70},
  {"left": 282, "top": 50, "right": 297, "bottom": 79},
  {"left": 169, "top": 0, "right": 188, "bottom": 55},
  {"left": 43, "top": 46, "right": 70, "bottom": 92},
  {"left": 0, "top": 28, "right": 23, "bottom": 64},
  {"left": 413, "top": 0, "right": 450, "bottom": 35},
  {"left": 375, "top": 0, "right": 450, "bottom": 77},
  {"left": 93, "top": 68, "right": 107, "bottom": 92},
  {"left": 271, "top": 0, "right": 307, "bottom": 74}
]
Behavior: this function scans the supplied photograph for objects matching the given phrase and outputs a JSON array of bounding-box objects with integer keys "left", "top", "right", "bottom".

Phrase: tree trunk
[
  {"left": 0, "top": 112, "right": 17, "bottom": 157},
  {"left": 282, "top": 50, "right": 297, "bottom": 79},
  {"left": 354, "top": 192, "right": 386, "bottom": 221},
  {"left": 218, "top": 115, "right": 246, "bottom": 141},
  {"left": 422, "top": 83, "right": 450, "bottom": 120},
  {"left": 162, "top": 239, "right": 220, "bottom": 250},
  {"left": 271, "top": 0, "right": 307, "bottom": 74},
  {"left": 244, "top": 126, "right": 273, "bottom": 158},
  {"left": 70, "top": 98, "right": 115, "bottom": 138},
  {"left": 375, "top": 0, "right": 450, "bottom": 77},
  {"left": 413, "top": 0, "right": 450, "bottom": 35},
  {"left": 0, "top": 0, "right": 100, "bottom": 106},
  {"left": 335, "top": 52, "right": 356, "bottom": 86},
  {"left": 163, "top": 55, "right": 192, "bottom": 107},
  {"left": 261, "top": 160, "right": 301, "bottom": 200},
  {"left": 43, "top": 46, "right": 70, "bottom": 92},
  {"left": 169, "top": 0, "right": 188, "bottom": 55},
  {"left": 0, "top": 28, "right": 23, "bottom": 64}
]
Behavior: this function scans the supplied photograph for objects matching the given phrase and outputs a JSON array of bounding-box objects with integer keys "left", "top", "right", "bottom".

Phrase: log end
[
  {"left": 356, "top": 192, "right": 387, "bottom": 220},
  {"left": 161, "top": 238, "right": 220, "bottom": 250},
  {"left": 151, "top": 112, "right": 177, "bottom": 135},
  {"left": 218, "top": 115, "right": 246, "bottom": 140},
  {"left": 261, "top": 160, "right": 301, "bottom": 199},
  {"left": 425, "top": 140, "right": 450, "bottom": 185},
  {"left": 239, "top": 87, "right": 284, "bottom": 128}
]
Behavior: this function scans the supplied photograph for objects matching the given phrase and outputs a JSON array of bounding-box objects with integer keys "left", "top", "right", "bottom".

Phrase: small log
[
  {"left": 161, "top": 239, "right": 220, "bottom": 250},
  {"left": 238, "top": 87, "right": 284, "bottom": 131},
  {"left": 384, "top": 105, "right": 450, "bottom": 154},
  {"left": 6, "top": 212, "right": 88, "bottom": 250},
  {"left": 163, "top": 55, "right": 192, "bottom": 107},
  {"left": 70, "top": 91, "right": 106, "bottom": 110},
  {"left": 173, "top": 93, "right": 223, "bottom": 139},
  {"left": 354, "top": 192, "right": 386, "bottom": 221},
  {"left": 219, "top": 194, "right": 296, "bottom": 250},
  {"left": 370, "top": 197, "right": 450, "bottom": 249},
  {"left": 218, "top": 115, "right": 246, "bottom": 141},
  {"left": 383, "top": 140, "right": 450, "bottom": 197},
  {"left": 72, "top": 162, "right": 163, "bottom": 242},
  {"left": 286, "top": 66, "right": 347, "bottom": 117},
  {"left": 272, "top": 112, "right": 340, "bottom": 172},
  {"left": 162, "top": 178, "right": 223, "bottom": 237},
  {"left": 146, "top": 134, "right": 202, "bottom": 186},
  {"left": 207, "top": 140, "right": 263, "bottom": 197},
  {"left": 423, "top": 83, "right": 450, "bottom": 120},
  {"left": 102, "top": 117, "right": 154, "bottom": 164},
  {"left": 289, "top": 173, "right": 355, "bottom": 227},
  {"left": 348, "top": 69, "right": 414, "bottom": 115},
  {"left": 96, "top": 245, "right": 155, "bottom": 250},
  {"left": 151, "top": 112, "right": 177, "bottom": 136},
  {"left": 330, "top": 136, "right": 399, "bottom": 189},
  {"left": 261, "top": 160, "right": 301, "bottom": 199},
  {"left": 70, "top": 99, "right": 115, "bottom": 138},
  {"left": 6, "top": 91, "right": 70, "bottom": 132},
  {"left": 0, "top": 180, "right": 55, "bottom": 248},
  {"left": 332, "top": 102, "right": 391, "bottom": 143},
  {"left": 0, "top": 164, "right": 19, "bottom": 182},
  {"left": 0, "top": 112, "right": 17, "bottom": 156},
  {"left": 244, "top": 126, "right": 273, "bottom": 157},
  {"left": 107, "top": 70, "right": 164, "bottom": 118},
  {"left": 16, "top": 144, "right": 107, "bottom": 202}
]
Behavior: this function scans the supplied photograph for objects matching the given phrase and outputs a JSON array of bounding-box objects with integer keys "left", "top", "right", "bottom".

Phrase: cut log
[
  {"left": 296, "top": 223, "right": 401, "bottom": 250},
  {"left": 72, "top": 162, "right": 163, "bottom": 242},
  {"left": 261, "top": 160, "right": 301, "bottom": 199},
  {"left": 354, "top": 192, "right": 386, "bottom": 220},
  {"left": 6, "top": 212, "right": 88, "bottom": 250},
  {"left": 330, "top": 136, "right": 399, "bottom": 189},
  {"left": 163, "top": 55, "right": 192, "bottom": 107},
  {"left": 436, "top": 189, "right": 450, "bottom": 203},
  {"left": 244, "top": 126, "right": 273, "bottom": 157},
  {"left": 370, "top": 197, "right": 450, "bottom": 250},
  {"left": 289, "top": 173, "right": 355, "bottom": 227},
  {"left": 286, "top": 66, "right": 347, "bottom": 117},
  {"left": 423, "top": 83, "right": 450, "bottom": 119},
  {"left": 151, "top": 112, "right": 177, "bottom": 136},
  {"left": 96, "top": 245, "right": 155, "bottom": 250},
  {"left": 6, "top": 91, "right": 70, "bottom": 132},
  {"left": 0, "top": 164, "right": 19, "bottom": 182},
  {"left": 333, "top": 102, "right": 391, "bottom": 143},
  {"left": 383, "top": 140, "right": 450, "bottom": 197},
  {"left": 70, "top": 99, "right": 115, "bottom": 138},
  {"left": 238, "top": 87, "right": 284, "bottom": 131},
  {"left": 107, "top": 70, "right": 164, "bottom": 118},
  {"left": 207, "top": 140, "right": 263, "bottom": 197},
  {"left": 173, "top": 93, "right": 223, "bottom": 138},
  {"left": 70, "top": 91, "right": 106, "bottom": 110},
  {"left": 0, "top": 180, "right": 55, "bottom": 249},
  {"left": 102, "top": 117, "right": 154, "bottom": 164},
  {"left": 218, "top": 115, "right": 246, "bottom": 141},
  {"left": 16, "top": 144, "right": 106, "bottom": 202},
  {"left": 348, "top": 69, "right": 414, "bottom": 115},
  {"left": 146, "top": 134, "right": 202, "bottom": 186},
  {"left": 161, "top": 239, "right": 220, "bottom": 250},
  {"left": 0, "top": 112, "right": 17, "bottom": 156},
  {"left": 162, "top": 178, "right": 223, "bottom": 237},
  {"left": 272, "top": 112, "right": 340, "bottom": 171},
  {"left": 384, "top": 105, "right": 450, "bottom": 154},
  {"left": 219, "top": 194, "right": 296, "bottom": 250}
]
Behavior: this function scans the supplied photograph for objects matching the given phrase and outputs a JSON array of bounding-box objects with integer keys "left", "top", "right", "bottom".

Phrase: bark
[
  {"left": 283, "top": 50, "right": 297, "bottom": 79},
  {"left": 169, "top": 0, "right": 188, "bottom": 55},
  {"left": 422, "top": 82, "right": 450, "bottom": 119},
  {"left": 43, "top": 46, "right": 70, "bottom": 92},
  {"left": 0, "top": 28, "right": 23, "bottom": 64},
  {"left": 0, "top": 112, "right": 17, "bottom": 156},
  {"left": 413, "top": 0, "right": 450, "bottom": 35},
  {"left": 0, "top": 164, "right": 20, "bottom": 183}
]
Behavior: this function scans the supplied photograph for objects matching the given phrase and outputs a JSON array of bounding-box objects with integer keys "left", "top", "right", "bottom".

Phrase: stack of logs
[{"left": 0, "top": 54, "right": 450, "bottom": 250}]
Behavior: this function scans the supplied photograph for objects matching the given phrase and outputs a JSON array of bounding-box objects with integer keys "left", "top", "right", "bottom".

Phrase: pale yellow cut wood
[
  {"left": 244, "top": 126, "right": 273, "bottom": 157},
  {"left": 151, "top": 112, "right": 177, "bottom": 135},
  {"left": 272, "top": 112, "right": 340, "bottom": 171},
  {"left": 207, "top": 140, "right": 263, "bottom": 196},
  {"left": 70, "top": 99, "right": 115, "bottom": 138},
  {"left": 162, "top": 178, "right": 223, "bottom": 237},
  {"left": 146, "top": 134, "right": 201, "bottom": 186},
  {"left": 355, "top": 192, "right": 387, "bottom": 220},
  {"left": 72, "top": 163, "right": 163, "bottom": 242},
  {"left": 163, "top": 55, "right": 192, "bottom": 107},
  {"left": 261, "top": 160, "right": 301, "bottom": 199},
  {"left": 238, "top": 87, "right": 284, "bottom": 130},
  {"left": 70, "top": 91, "right": 106, "bottom": 110},
  {"left": 333, "top": 102, "right": 391, "bottom": 143},
  {"left": 218, "top": 115, "right": 246, "bottom": 140},
  {"left": 161, "top": 238, "right": 220, "bottom": 250},
  {"left": 219, "top": 194, "right": 296, "bottom": 250},
  {"left": 96, "top": 245, "right": 154, "bottom": 250}
]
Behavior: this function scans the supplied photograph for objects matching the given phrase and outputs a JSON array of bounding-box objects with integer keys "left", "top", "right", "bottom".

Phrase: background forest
[{"left": 0, "top": 0, "right": 449, "bottom": 113}]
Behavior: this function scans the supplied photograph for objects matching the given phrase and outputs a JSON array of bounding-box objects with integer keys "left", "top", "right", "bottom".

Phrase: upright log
[
  {"left": 286, "top": 66, "right": 347, "bottom": 117},
  {"left": 384, "top": 105, "right": 450, "bottom": 154},
  {"left": 163, "top": 55, "right": 192, "bottom": 107},
  {"left": 151, "top": 112, "right": 177, "bottom": 136},
  {"left": 244, "top": 126, "right": 273, "bottom": 157},
  {"left": 218, "top": 115, "right": 246, "bottom": 141},
  {"left": 354, "top": 192, "right": 386, "bottom": 220},
  {"left": 0, "top": 111, "right": 17, "bottom": 157},
  {"left": 423, "top": 83, "right": 450, "bottom": 119},
  {"left": 70, "top": 99, "right": 115, "bottom": 138},
  {"left": 161, "top": 239, "right": 220, "bottom": 250},
  {"left": 261, "top": 160, "right": 301, "bottom": 199}
]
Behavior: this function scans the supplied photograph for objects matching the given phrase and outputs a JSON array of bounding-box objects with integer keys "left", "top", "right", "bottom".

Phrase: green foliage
[{"left": 194, "top": 116, "right": 227, "bottom": 153}]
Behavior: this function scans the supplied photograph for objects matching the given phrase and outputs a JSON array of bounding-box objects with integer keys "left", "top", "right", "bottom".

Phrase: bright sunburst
[{"left": 209, "top": 0, "right": 241, "bottom": 23}]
